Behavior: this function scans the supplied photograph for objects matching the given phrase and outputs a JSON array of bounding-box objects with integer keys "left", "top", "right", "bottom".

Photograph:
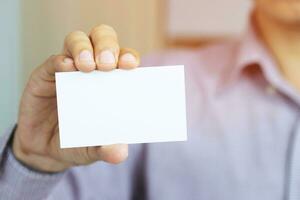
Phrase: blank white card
[{"left": 55, "top": 65, "right": 187, "bottom": 148}]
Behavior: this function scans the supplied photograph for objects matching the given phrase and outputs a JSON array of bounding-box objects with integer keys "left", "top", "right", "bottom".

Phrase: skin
[
  {"left": 254, "top": 0, "right": 300, "bottom": 90},
  {"left": 13, "top": 25, "right": 140, "bottom": 172},
  {"left": 13, "top": 1, "right": 300, "bottom": 173}
]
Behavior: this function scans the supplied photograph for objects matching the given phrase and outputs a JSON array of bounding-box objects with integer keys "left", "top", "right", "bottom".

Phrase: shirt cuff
[{"left": 0, "top": 125, "right": 64, "bottom": 200}]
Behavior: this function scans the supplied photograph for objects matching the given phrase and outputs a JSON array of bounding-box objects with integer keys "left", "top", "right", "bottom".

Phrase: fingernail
[
  {"left": 98, "top": 50, "right": 116, "bottom": 64},
  {"left": 63, "top": 57, "right": 73, "bottom": 64},
  {"left": 79, "top": 50, "right": 94, "bottom": 64},
  {"left": 120, "top": 53, "right": 137, "bottom": 64}
]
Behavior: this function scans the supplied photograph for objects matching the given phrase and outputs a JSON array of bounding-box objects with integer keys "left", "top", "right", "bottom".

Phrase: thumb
[{"left": 49, "top": 133, "right": 128, "bottom": 165}]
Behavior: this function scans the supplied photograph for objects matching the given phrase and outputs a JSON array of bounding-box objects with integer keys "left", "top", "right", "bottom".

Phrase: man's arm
[
  {"left": 0, "top": 126, "right": 64, "bottom": 200},
  {"left": 0, "top": 24, "right": 141, "bottom": 199}
]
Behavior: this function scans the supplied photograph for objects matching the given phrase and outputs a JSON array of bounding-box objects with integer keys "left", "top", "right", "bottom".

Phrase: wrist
[{"left": 12, "top": 128, "right": 68, "bottom": 173}]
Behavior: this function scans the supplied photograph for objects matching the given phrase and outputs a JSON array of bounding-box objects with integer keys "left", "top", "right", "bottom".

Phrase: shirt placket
[{"left": 285, "top": 114, "right": 300, "bottom": 200}]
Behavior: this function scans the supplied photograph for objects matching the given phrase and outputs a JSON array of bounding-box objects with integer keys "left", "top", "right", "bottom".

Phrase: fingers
[
  {"left": 49, "top": 132, "right": 128, "bottom": 165},
  {"left": 64, "top": 31, "right": 96, "bottom": 72},
  {"left": 46, "top": 55, "right": 76, "bottom": 74},
  {"left": 118, "top": 48, "right": 140, "bottom": 69},
  {"left": 63, "top": 25, "right": 139, "bottom": 72},
  {"left": 90, "top": 25, "right": 120, "bottom": 71},
  {"left": 34, "top": 55, "right": 76, "bottom": 83}
]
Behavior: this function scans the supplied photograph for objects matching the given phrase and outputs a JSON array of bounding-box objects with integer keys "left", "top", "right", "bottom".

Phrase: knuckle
[
  {"left": 56, "top": 61, "right": 65, "bottom": 71},
  {"left": 52, "top": 55, "right": 62, "bottom": 66},
  {"left": 74, "top": 41, "right": 92, "bottom": 50},
  {"left": 46, "top": 55, "right": 57, "bottom": 66},
  {"left": 65, "top": 30, "right": 86, "bottom": 44},
  {"left": 48, "top": 54, "right": 57, "bottom": 62},
  {"left": 92, "top": 24, "right": 114, "bottom": 33},
  {"left": 91, "top": 24, "right": 117, "bottom": 39},
  {"left": 67, "top": 40, "right": 92, "bottom": 53},
  {"left": 99, "top": 24, "right": 114, "bottom": 30},
  {"left": 66, "top": 30, "right": 85, "bottom": 38},
  {"left": 93, "top": 34, "right": 117, "bottom": 42},
  {"left": 46, "top": 54, "right": 59, "bottom": 66},
  {"left": 49, "top": 55, "right": 64, "bottom": 71},
  {"left": 27, "top": 75, "right": 44, "bottom": 95}
]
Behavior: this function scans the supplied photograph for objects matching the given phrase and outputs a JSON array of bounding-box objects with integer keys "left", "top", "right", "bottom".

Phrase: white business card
[{"left": 55, "top": 65, "right": 187, "bottom": 148}]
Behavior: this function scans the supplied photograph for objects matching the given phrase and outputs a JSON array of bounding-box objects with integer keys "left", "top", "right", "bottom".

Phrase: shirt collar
[
  {"left": 232, "top": 17, "right": 276, "bottom": 79},
  {"left": 227, "top": 15, "right": 300, "bottom": 105}
]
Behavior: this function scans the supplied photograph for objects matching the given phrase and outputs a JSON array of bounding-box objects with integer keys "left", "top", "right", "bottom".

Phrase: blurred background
[{"left": 0, "top": 0, "right": 252, "bottom": 134}]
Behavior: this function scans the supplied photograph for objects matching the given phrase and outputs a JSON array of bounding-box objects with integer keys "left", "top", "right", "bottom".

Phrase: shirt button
[{"left": 265, "top": 85, "right": 277, "bottom": 95}]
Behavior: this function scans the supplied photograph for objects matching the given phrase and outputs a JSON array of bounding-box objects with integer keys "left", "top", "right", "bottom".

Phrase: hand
[{"left": 12, "top": 25, "right": 140, "bottom": 173}]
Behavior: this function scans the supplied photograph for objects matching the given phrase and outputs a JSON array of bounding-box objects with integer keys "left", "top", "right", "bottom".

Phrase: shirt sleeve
[{"left": 0, "top": 125, "right": 65, "bottom": 200}]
